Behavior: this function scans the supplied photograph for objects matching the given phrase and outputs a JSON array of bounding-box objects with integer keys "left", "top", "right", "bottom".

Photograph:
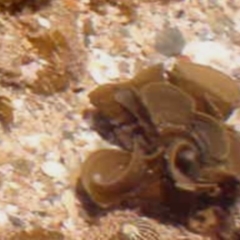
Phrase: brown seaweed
[
  {"left": 0, "top": 96, "right": 14, "bottom": 130},
  {"left": 140, "top": 82, "right": 195, "bottom": 126},
  {"left": 0, "top": 0, "right": 51, "bottom": 13},
  {"left": 81, "top": 148, "right": 146, "bottom": 207},
  {"left": 168, "top": 60, "right": 240, "bottom": 119},
  {"left": 79, "top": 61, "right": 240, "bottom": 238},
  {"left": 26, "top": 30, "right": 70, "bottom": 95},
  {"left": 188, "top": 207, "right": 237, "bottom": 240}
]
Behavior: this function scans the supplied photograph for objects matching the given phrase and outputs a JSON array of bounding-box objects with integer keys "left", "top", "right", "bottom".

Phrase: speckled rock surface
[{"left": 0, "top": 0, "right": 240, "bottom": 239}]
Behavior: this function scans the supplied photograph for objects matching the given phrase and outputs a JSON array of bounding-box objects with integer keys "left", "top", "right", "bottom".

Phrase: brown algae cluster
[
  {"left": 26, "top": 29, "right": 71, "bottom": 95},
  {"left": 79, "top": 60, "right": 240, "bottom": 235},
  {"left": 0, "top": 0, "right": 51, "bottom": 12},
  {"left": 0, "top": 96, "right": 14, "bottom": 130},
  {"left": 0, "top": 0, "right": 27, "bottom": 9}
]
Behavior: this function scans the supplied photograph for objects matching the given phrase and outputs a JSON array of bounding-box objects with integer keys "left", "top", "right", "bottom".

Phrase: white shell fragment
[{"left": 41, "top": 161, "right": 68, "bottom": 180}]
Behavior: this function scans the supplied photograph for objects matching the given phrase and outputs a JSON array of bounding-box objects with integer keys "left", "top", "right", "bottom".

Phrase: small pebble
[
  {"left": 41, "top": 161, "right": 68, "bottom": 180},
  {"left": 155, "top": 25, "right": 186, "bottom": 56},
  {"left": 36, "top": 16, "right": 51, "bottom": 29}
]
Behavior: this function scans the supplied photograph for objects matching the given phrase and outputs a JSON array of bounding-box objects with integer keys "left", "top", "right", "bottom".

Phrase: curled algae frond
[{"left": 168, "top": 60, "right": 240, "bottom": 119}]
